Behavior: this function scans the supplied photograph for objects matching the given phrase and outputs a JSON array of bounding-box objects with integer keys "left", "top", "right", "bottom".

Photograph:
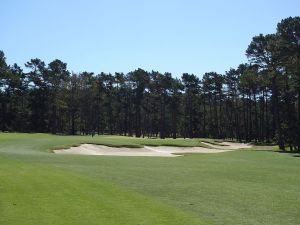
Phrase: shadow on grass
[{"left": 275, "top": 150, "right": 300, "bottom": 157}]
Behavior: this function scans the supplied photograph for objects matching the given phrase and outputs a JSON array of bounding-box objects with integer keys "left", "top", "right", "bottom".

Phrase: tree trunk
[
  {"left": 271, "top": 77, "right": 285, "bottom": 150},
  {"left": 254, "top": 92, "right": 258, "bottom": 142},
  {"left": 160, "top": 94, "right": 166, "bottom": 139},
  {"left": 297, "top": 78, "right": 300, "bottom": 151},
  {"left": 249, "top": 92, "right": 253, "bottom": 141},
  {"left": 265, "top": 93, "right": 270, "bottom": 143},
  {"left": 203, "top": 96, "right": 206, "bottom": 137}
]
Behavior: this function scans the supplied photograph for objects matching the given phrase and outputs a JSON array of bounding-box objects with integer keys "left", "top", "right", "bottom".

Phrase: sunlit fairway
[{"left": 0, "top": 133, "right": 299, "bottom": 225}]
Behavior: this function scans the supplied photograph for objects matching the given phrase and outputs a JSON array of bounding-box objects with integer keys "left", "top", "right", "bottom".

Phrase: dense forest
[{"left": 0, "top": 17, "right": 299, "bottom": 150}]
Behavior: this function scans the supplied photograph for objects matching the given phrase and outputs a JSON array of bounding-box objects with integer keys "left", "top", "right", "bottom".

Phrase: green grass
[
  {"left": 0, "top": 156, "right": 205, "bottom": 225},
  {"left": 0, "top": 133, "right": 299, "bottom": 225}
]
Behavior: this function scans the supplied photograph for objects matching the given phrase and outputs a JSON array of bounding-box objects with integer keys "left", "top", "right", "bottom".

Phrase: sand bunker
[
  {"left": 200, "top": 141, "right": 251, "bottom": 150},
  {"left": 53, "top": 142, "right": 252, "bottom": 157}
]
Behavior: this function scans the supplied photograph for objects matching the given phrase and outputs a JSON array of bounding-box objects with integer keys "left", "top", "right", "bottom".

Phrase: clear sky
[{"left": 1, "top": 0, "right": 299, "bottom": 77}]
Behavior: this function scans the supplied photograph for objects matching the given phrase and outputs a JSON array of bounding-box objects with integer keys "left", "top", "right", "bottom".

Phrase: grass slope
[{"left": 1, "top": 133, "right": 299, "bottom": 225}]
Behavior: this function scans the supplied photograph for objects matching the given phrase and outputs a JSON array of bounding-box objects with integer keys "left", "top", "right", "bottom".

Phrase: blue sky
[{"left": 1, "top": 0, "right": 299, "bottom": 77}]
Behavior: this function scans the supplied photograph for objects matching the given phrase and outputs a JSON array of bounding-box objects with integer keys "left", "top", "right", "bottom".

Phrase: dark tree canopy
[{"left": 1, "top": 17, "right": 300, "bottom": 151}]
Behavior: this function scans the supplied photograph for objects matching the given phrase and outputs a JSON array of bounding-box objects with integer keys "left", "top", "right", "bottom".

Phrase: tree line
[{"left": 1, "top": 17, "right": 299, "bottom": 151}]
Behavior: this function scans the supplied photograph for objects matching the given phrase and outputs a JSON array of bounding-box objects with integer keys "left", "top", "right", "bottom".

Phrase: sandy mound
[
  {"left": 53, "top": 141, "right": 252, "bottom": 157},
  {"left": 200, "top": 141, "right": 252, "bottom": 150}
]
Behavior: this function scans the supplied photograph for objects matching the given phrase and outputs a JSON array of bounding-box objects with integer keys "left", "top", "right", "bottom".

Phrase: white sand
[
  {"left": 200, "top": 141, "right": 252, "bottom": 150},
  {"left": 53, "top": 141, "right": 252, "bottom": 157}
]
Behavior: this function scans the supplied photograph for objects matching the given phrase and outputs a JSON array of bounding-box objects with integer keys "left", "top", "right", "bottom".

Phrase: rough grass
[{"left": 0, "top": 133, "right": 299, "bottom": 225}]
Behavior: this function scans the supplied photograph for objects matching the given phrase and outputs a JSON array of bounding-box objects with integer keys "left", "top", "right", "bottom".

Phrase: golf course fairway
[{"left": 0, "top": 133, "right": 299, "bottom": 225}]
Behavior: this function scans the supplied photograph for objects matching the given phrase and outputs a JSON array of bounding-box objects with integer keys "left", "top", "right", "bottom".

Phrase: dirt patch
[{"left": 53, "top": 142, "right": 252, "bottom": 157}]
